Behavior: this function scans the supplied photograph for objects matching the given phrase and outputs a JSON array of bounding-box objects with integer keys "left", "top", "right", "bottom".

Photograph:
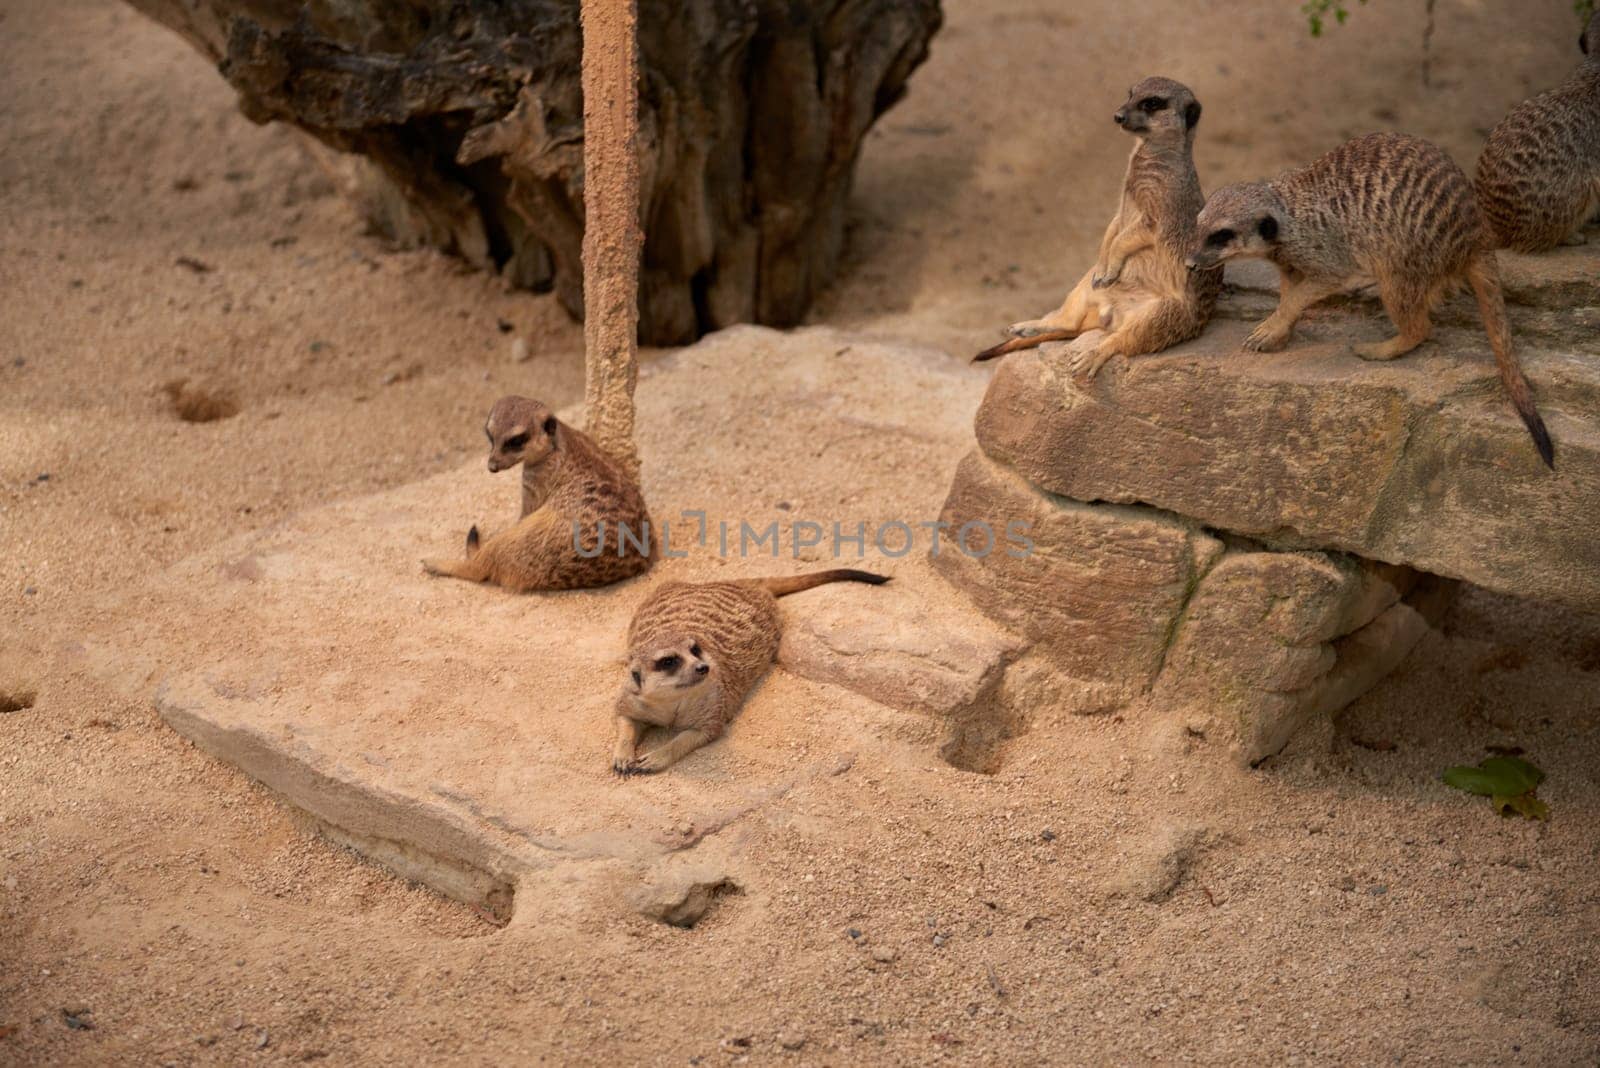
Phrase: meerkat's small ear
[
  {"left": 1257, "top": 215, "right": 1279, "bottom": 242},
  {"left": 1185, "top": 100, "right": 1201, "bottom": 129},
  {"left": 542, "top": 415, "right": 558, "bottom": 436},
  {"left": 1582, "top": 29, "right": 1590, "bottom": 56}
]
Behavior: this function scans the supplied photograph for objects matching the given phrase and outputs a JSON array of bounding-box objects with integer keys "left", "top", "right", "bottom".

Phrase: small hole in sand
[
  {"left": 938, "top": 702, "right": 1028, "bottom": 776},
  {"left": 163, "top": 379, "right": 240, "bottom": 423},
  {"left": 0, "top": 689, "right": 38, "bottom": 714},
  {"left": 939, "top": 723, "right": 1008, "bottom": 775}
]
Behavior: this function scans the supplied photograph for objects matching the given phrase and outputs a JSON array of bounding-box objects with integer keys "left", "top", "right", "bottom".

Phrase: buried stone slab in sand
[{"left": 81, "top": 325, "right": 1013, "bottom": 919}]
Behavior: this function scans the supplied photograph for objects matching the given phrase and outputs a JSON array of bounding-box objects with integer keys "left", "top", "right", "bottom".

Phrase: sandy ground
[{"left": 2, "top": 0, "right": 1598, "bottom": 1063}]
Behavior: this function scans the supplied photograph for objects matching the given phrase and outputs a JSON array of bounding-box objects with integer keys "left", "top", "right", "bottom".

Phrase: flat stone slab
[
  {"left": 81, "top": 326, "right": 1016, "bottom": 918},
  {"left": 975, "top": 244, "right": 1600, "bottom": 610}
]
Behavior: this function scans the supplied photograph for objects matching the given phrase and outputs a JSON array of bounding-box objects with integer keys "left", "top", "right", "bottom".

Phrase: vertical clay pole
[{"left": 580, "top": 0, "right": 642, "bottom": 481}]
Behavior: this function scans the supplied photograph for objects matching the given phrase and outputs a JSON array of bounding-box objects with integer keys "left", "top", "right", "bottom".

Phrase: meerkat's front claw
[
  {"left": 627, "top": 755, "right": 664, "bottom": 776},
  {"left": 1091, "top": 267, "right": 1119, "bottom": 289},
  {"left": 421, "top": 559, "right": 448, "bottom": 577}
]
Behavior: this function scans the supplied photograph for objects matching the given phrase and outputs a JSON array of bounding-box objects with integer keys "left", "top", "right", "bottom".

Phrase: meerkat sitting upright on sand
[
  {"left": 612, "top": 569, "right": 888, "bottom": 775},
  {"left": 975, "top": 76, "right": 1222, "bottom": 377},
  {"left": 1187, "top": 132, "right": 1554, "bottom": 468},
  {"left": 422, "top": 396, "right": 653, "bottom": 592},
  {"left": 1474, "top": 12, "right": 1600, "bottom": 253}
]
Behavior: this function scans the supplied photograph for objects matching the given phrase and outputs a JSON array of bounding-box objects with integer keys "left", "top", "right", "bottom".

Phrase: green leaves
[
  {"left": 1442, "top": 756, "right": 1542, "bottom": 796},
  {"left": 1442, "top": 757, "right": 1550, "bottom": 821},
  {"left": 1301, "top": 0, "right": 1367, "bottom": 37}
]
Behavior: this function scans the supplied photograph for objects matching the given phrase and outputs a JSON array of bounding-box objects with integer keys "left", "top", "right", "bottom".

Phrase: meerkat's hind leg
[
  {"left": 421, "top": 553, "right": 489, "bottom": 582},
  {"left": 1356, "top": 281, "right": 1432, "bottom": 362},
  {"left": 422, "top": 524, "right": 489, "bottom": 580},
  {"left": 629, "top": 728, "right": 716, "bottom": 775},
  {"left": 1007, "top": 273, "right": 1099, "bottom": 337}
]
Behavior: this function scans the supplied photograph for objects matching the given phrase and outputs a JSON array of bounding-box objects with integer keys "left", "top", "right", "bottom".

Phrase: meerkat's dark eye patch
[
  {"left": 501, "top": 433, "right": 530, "bottom": 452},
  {"left": 689, "top": 642, "right": 702, "bottom": 658},
  {"left": 1257, "top": 216, "right": 1280, "bottom": 241},
  {"left": 631, "top": 669, "right": 641, "bottom": 687},
  {"left": 542, "top": 415, "right": 558, "bottom": 436},
  {"left": 1141, "top": 97, "right": 1167, "bottom": 113},
  {"left": 655, "top": 655, "right": 681, "bottom": 673},
  {"left": 1184, "top": 100, "right": 1202, "bottom": 128},
  {"left": 1205, "top": 228, "right": 1236, "bottom": 248}
]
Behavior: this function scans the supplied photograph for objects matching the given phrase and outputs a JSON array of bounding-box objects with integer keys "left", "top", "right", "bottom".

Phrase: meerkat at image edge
[
  {"left": 423, "top": 396, "right": 654, "bottom": 592},
  {"left": 1475, "top": 12, "right": 1600, "bottom": 253},
  {"left": 974, "top": 76, "right": 1222, "bottom": 377},
  {"left": 1188, "top": 132, "right": 1555, "bottom": 468},
  {"left": 612, "top": 569, "right": 888, "bottom": 775}
]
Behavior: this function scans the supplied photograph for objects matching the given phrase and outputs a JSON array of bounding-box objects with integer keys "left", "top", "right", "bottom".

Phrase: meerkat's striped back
[
  {"left": 1274, "top": 133, "right": 1487, "bottom": 276},
  {"left": 1474, "top": 17, "right": 1600, "bottom": 253}
]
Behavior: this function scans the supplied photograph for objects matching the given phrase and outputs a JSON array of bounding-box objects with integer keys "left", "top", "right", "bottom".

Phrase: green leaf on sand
[
  {"left": 1493, "top": 794, "right": 1551, "bottom": 821},
  {"left": 1441, "top": 756, "right": 1543, "bottom": 796},
  {"left": 1442, "top": 757, "right": 1549, "bottom": 821}
]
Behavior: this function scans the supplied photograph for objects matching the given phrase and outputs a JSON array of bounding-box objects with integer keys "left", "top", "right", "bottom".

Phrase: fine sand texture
[{"left": 3, "top": 1, "right": 1598, "bottom": 1064}]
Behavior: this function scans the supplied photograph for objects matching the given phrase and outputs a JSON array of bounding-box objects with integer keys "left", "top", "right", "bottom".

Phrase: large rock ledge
[
  {"left": 974, "top": 246, "right": 1600, "bottom": 611},
  {"left": 932, "top": 243, "right": 1597, "bottom": 763}
]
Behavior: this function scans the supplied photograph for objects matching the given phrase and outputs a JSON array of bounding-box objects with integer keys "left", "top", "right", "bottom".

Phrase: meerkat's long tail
[
  {"left": 1467, "top": 252, "right": 1554, "bottom": 468},
  {"left": 757, "top": 569, "right": 890, "bottom": 598},
  {"left": 973, "top": 329, "right": 1078, "bottom": 362}
]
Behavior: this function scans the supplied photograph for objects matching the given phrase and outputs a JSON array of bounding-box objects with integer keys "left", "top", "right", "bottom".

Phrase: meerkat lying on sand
[
  {"left": 975, "top": 76, "right": 1222, "bottom": 377},
  {"left": 423, "top": 396, "right": 654, "bottom": 591},
  {"left": 1188, "top": 132, "right": 1554, "bottom": 469},
  {"left": 1475, "top": 12, "right": 1600, "bottom": 253},
  {"left": 612, "top": 569, "right": 888, "bottom": 775}
]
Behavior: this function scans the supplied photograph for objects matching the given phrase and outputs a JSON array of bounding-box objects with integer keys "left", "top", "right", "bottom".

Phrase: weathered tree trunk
[
  {"left": 580, "top": 0, "right": 642, "bottom": 478},
  {"left": 122, "top": 0, "right": 942, "bottom": 345}
]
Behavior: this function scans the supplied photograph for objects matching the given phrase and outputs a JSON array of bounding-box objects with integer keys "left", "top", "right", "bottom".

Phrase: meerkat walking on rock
[
  {"left": 975, "top": 76, "right": 1222, "bottom": 377},
  {"left": 1475, "top": 13, "right": 1600, "bottom": 253},
  {"left": 1188, "top": 133, "right": 1555, "bottom": 468},
  {"left": 423, "top": 396, "right": 654, "bottom": 592},
  {"left": 613, "top": 569, "right": 888, "bottom": 775}
]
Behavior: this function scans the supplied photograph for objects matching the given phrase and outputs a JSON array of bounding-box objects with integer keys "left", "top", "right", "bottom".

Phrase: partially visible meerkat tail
[
  {"left": 1467, "top": 252, "right": 1554, "bottom": 469},
  {"left": 466, "top": 525, "right": 481, "bottom": 556},
  {"left": 756, "top": 569, "right": 891, "bottom": 598},
  {"left": 973, "top": 329, "right": 1078, "bottom": 362}
]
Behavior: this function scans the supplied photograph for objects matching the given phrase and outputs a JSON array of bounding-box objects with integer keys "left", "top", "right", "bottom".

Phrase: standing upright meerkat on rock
[
  {"left": 612, "top": 569, "right": 888, "bottom": 775},
  {"left": 1474, "top": 12, "right": 1600, "bottom": 253},
  {"left": 422, "top": 396, "right": 654, "bottom": 592},
  {"left": 1188, "top": 132, "right": 1555, "bottom": 468},
  {"left": 975, "top": 76, "right": 1223, "bottom": 377}
]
